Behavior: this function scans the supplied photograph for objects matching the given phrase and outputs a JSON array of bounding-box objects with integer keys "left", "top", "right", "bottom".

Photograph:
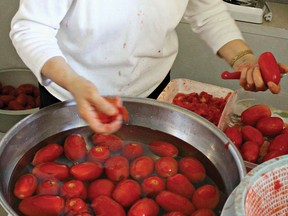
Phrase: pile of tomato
[
  {"left": 13, "top": 132, "right": 221, "bottom": 216},
  {"left": 224, "top": 104, "right": 288, "bottom": 167},
  {"left": 0, "top": 82, "right": 40, "bottom": 110},
  {"left": 172, "top": 91, "right": 230, "bottom": 126}
]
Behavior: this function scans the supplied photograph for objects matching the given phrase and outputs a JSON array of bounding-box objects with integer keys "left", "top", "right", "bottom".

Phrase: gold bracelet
[{"left": 230, "top": 50, "right": 253, "bottom": 67}]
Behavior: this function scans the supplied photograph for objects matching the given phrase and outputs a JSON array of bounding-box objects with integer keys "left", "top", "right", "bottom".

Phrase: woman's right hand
[{"left": 68, "top": 76, "right": 124, "bottom": 134}]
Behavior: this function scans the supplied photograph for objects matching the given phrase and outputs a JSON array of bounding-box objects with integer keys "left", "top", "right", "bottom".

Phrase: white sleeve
[
  {"left": 184, "top": 0, "right": 244, "bottom": 54},
  {"left": 9, "top": 0, "right": 74, "bottom": 85}
]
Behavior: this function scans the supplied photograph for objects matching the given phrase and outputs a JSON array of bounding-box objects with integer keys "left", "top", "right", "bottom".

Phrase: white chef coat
[{"left": 10, "top": 0, "right": 243, "bottom": 101}]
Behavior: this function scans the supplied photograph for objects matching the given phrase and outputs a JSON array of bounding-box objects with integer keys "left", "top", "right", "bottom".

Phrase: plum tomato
[
  {"left": 149, "top": 141, "right": 179, "bottom": 158},
  {"left": 240, "top": 104, "right": 271, "bottom": 126},
  {"left": 87, "top": 145, "right": 110, "bottom": 163},
  {"left": 64, "top": 134, "right": 87, "bottom": 162},
  {"left": 18, "top": 195, "right": 65, "bottom": 216},
  {"left": 130, "top": 156, "right": 154, "bottom": 180},
  {"left": 128, "top": 198, "right": 160, "bottom": 216},
  {"left": 112, "top": 179, "right": 141, "bottom": 207},
  {"left": 256, "top": 116, "right": 284, "bottom": 137},
  {"left": 91, "top": 195, "right": 126, "bottom": 216},
  {"left": 166, "top": 173, "right": 195, "bottom": 198},
  {"left": 32, "top": 143, "right": 63, "bottom": 166},
  {"left": 104, "top": 155, "right": 129, "bottom": 182},
  {"left": 192, "top": 184, "right": 220, "bottom": 210},
  {"left": 240, "top": 141, "right": 260, "bottom": 163},
  {"left": 32, "top": 162, "right": 70, "bottom": 181},
  {"left": 65, "top": 197, "right": 89, "bottom": 216},
  {"left": 268, "top": 134, "right": 288, "bottom": 154},
  {"left": 36, "top": 178, "right": 60, "bottom": 195},
  {"left": 191, "top": 209, "right": 216, "bottom": 216},
  {"left": 70, "top": 162, "right": 103, "bottom": 182},
  {"left": 121, "top": 143, "right": 144, "bottom": 160},
  {"left": 262, "top": 150, "right": 285, "bottom": 163},
  {"left": 87, "top": 179, "right": 115, "bottom": 200},
  {"left": 141, "top": 176, "right": 166, "bottom": 197},
  {"left": 241, "top": 125, "right": 264, "bottom": 146},
  {"left": 178, "top": 157, "right": 206, "bottom": 183},
  {"left": 92, "top": 133, "right": 124, "bottom": 152},
  {"left": 155, "top": 157, "right": 178, "bottom": 178},
  {"left": 163, "top": 212, "right": 186, "bottom": 216},
  {"left": 156, "top": 190, "right": 195, "bottom": 215},
  {"left": 14, "top": 173, "right": 38, "bottom": 199},
  {"left": 60, "top": 179, "right": 87, "bottom": 200},
  {"left": 224, "top": 126, "right": 242, "bottom": 149}
]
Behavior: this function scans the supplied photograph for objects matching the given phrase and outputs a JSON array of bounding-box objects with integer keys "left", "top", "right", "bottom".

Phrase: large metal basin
[{"left": 0, "top": 97, "right": 246, "bottom": 215}]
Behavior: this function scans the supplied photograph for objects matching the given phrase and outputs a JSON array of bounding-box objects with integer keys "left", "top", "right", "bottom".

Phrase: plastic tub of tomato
[
  {"left": 0, "top": 68, "right": 40, "bottom": 132},
  {"left": 157, "top": 79, "right": 234, "bottom": 127},
  {"left": 219, "top": 88, "right": 288, "bottom": 171},
  {"left": 0, "top": 97, "right": 246, "bottom": 216}
]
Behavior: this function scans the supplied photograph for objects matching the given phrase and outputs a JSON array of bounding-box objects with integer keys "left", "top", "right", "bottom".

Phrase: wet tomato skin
[
  {"left": 14, "top": 174, "right": 38, "bottom": 199},
  {"left": 149, "top": 141, "right": 179, "bottom": 158},
  {"left": 65, "top": 197, "right": 89, "bottom": 216},
  {"left": 60, "top": 179, "right": 87, "bottom": 200},
  {"left": 36, "top": 178, "right": 60, "bottom": 195},
  {"left": 64, "top": 134, "right": 87, "bottom": 162},
  {"left": 91, "top": 195, "right": 126, "bottom": 216},
  {"left": 104, "top": 156, "right": 129, "bottom": 182},
  {"left": 32, "top": 143, "right": 63, "bottom": 166},
  {"left": 128, "top": 198, "right": 160, "bottom": 216},
  {"left": 32, "top": 162, "right": 70, "bottom": 181},
  {"left": 70, "top": 162, "right": 103, "bottom": 182},
  {"left": 18, "top": 195, "right": 65, "bottom": 216}
]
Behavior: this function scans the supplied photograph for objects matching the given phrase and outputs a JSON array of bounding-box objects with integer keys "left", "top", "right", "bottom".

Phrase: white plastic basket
[{"left": 224, "top": 155, "right": 288, "bottom": 216}]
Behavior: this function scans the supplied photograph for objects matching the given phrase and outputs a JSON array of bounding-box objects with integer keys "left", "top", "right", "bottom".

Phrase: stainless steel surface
[{"left": 0, "top": 97, "right": 246, "bottom": 215}]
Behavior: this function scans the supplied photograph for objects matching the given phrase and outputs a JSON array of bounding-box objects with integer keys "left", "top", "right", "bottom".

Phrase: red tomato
[
  {"left": 60, "top": 179, "right": 87, "bottom": 200},
  {"left": 141, "top": 176, "right": 166, "bottom": 197},
  {"left": 128, "top": 198, "right": 160, "bottom": 216},
  {"left": 149, "top": 141, "right": 179, "bottom": 158},
  {"left": 92, "top": 133, "right": 124, "bottom": 152},
  {"left": 192, "top": 184, "right": 220, "bottom": 210},
  {"left": 268, "top": 134, "right": 288, "bottom": 154},
  {"left": 19, "top": 195, "right": 65, "bottom": 216},
  {"left": 98, "top": 96, "right": 129, "bottom": 123},
  {"left": 155, "top": 157, "right": 178, "bottom": 178},
  {"left": 32, "top": 162, "right": 70, "bottom": 181},
  {"left": 178, "top": 157, "right": 206, "bottom": 183},
  {"left": 112, "top": 179, "right": 141, "bottom": 207},
  {"left": 121, "top": 143, "right": 144, "bottom": 160},
  {"left": 163, "top": 212, "right": 186, "bottom": 216},
  {"left": 14, "top": 173, "right": 38, "bottom": 199},
  {"left": 104, "top": 156, "right": 129, "bottom": 182},
  {"left": 240, "top": 104, "right": 271, "bottom": 126},
  {"left": 191, "top": 209, "right": 216, "bottom": 216},
  {"left": 166, "top": 173, "right": 195, "bottom": 198},
  {"left": 91, "top": 195, "right": 126, "bottom": 216},
  {"left": 241, "top": 125, "right": 264, "bottom": 146},
  {"left": 36, "top": 178, "right": 60, "bottom": 195},
  {"left": 156, "top": 190, "right": 195, "bottom": 215},
  {"left": 262, "top": 150, "right": 285, "bottom": 163},
  {"left": 87, "top": 179, "right": 115, "bottom": 200},
  {"left": 224, "top": 126, "right": 242, "bottom": 149},
  {"left": 32, "top": 143, "right": 63, "bottom": 166},
  {"left": 65, "top": 198, "right": 89, "bottom": 216},
  {"left": 130, "top": 156, "right": 154, "bottom": 180},
  {"left": 70, "top": 162, "right": 103, "bottom": 182},
  {"left": 64, "top": 134, "right": 87, "bottom": 162},
  {"left": 87, "top": 145, "right": 110, "bottom": 163},
  {"left": 240, "top": 141, "right": 260, "bottom": 163},
  {"left": 256, "top": 116, "right": 284, "bottom": 137}
]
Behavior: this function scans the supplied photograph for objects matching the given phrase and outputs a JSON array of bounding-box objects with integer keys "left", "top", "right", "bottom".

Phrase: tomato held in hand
[{"left": 14, "top": 173, "right": 38, "bottom": 199}]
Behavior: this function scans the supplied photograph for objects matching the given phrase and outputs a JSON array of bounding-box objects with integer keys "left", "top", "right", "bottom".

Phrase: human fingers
[
  {"left": 252, "top": 65, "right": 267, "bottom": 91},
  {"left": 267, "top": 81, "right": 281, "bottom": 94},
  {"left": 240, "top": 67, "right": 255, "bottom": 91},
  {"left": 279, "top": 63, "right": 288, "bottom": 74}
]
